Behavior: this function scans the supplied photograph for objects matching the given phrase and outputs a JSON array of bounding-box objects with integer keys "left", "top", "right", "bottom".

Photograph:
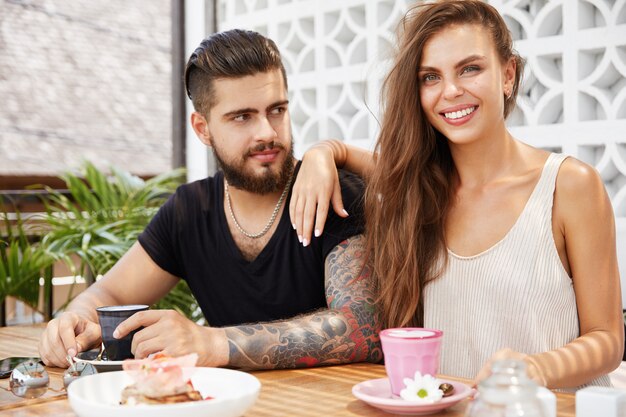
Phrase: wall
[{"left": 0, "top": 0, "right": 173, "bottom": 176}]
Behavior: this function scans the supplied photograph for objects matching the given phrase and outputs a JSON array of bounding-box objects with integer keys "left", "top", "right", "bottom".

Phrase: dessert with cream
[{"left": 120, "top": 353, "right": 208, "bottom": 405}]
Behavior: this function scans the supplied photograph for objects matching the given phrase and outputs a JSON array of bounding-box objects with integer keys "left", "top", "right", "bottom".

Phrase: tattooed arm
[
  {"left": 224, "top": 234, "right": 382, "bottom": 370},
  {"left": 111, "top": 235, "right": 380, "bottom": 369}
]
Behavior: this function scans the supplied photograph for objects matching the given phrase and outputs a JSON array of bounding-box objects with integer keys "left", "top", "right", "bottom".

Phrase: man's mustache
[{"left": 245, "top": 141, "right": 285, "bottom": 156}]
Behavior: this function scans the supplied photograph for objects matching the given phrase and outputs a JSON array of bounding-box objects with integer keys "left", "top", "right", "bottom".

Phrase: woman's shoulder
[
  {"left": 556, "top": 156, "right": 604, "bottom": 197},
  {"left": 553, "top": 155, "right": 611, "bottom": 224}
]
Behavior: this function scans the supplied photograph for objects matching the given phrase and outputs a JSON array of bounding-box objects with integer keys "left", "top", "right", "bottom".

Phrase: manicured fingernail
[
  {"left": 298, "top": 235, "right": 302, "bottom": 243},
  {"left": 113, "top": 329, "right": 120, "bottom": 339},
  {"left": 67, "top": 348, "right": 76, "bottom": 358},
  {"left": 303, "top": 238, "right": 309, "bottom": 247},
  {"left": 314, "top": 229, "right": 321, "bottom": 237},
  {"left": 342, "top": 209, "right": 349, "bottom": 216},
  {"left": 292, "top": 223, "right": 296, "bottom": 230}
]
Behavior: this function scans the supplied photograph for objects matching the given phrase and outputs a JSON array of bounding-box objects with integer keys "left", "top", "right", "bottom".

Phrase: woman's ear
[
  {"left": 190, "top": 112, "right": 212, "bottom": 147},
  {"left": 503, "top": 57, "right": 517, "bottom": 96}
]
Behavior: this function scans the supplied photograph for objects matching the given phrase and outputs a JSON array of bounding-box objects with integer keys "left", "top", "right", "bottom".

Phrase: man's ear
[{"left": 190, "top": 111, "right": 212, "bottom": 147}]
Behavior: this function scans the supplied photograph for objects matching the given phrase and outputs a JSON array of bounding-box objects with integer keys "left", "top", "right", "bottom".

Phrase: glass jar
[{"left": 465, "top": 359, "right": 546, "bottom": 417}]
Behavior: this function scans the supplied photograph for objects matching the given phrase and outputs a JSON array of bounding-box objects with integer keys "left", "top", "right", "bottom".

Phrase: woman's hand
[
  {"left": 474, "top": 348, "right": 547, "bottom": 387},
  {"left": 290, "top": 143, "right": 347, "bottom": 246}
]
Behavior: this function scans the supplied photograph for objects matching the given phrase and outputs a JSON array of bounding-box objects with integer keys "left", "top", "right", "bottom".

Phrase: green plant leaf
[
  {"left": 0, "top": 238, "right": 54, "bottom": 311},
  {"left": 33, "top": 162, "right": 201, "bottom": 321}
]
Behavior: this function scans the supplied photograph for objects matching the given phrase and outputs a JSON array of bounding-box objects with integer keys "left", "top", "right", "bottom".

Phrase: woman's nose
[{"left": 442, "top": 79, "right": 464, "bottom": 99}]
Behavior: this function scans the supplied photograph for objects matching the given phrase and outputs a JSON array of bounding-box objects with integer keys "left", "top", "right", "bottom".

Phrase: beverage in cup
[{"left": 380, "top": 328, "right": 443, "bottom": 396}]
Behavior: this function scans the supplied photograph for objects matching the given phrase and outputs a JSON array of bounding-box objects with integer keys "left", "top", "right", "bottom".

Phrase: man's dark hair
[{"left": 184, "top": 29, "right": 288, "bottom": 116}]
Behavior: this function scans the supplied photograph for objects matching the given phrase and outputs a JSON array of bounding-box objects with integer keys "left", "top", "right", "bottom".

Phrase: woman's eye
[
  {"left": 422, "top": 74, "right": 439, "bottom": 83},
  {"left": 462, "top": 65, "right": 480, "bottom": 74}
]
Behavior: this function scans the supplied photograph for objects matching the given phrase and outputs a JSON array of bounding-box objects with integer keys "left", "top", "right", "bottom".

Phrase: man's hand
[
  {"left": 114, "top": 309, "right": 229, "bottom": 367},
  {"left": 38, "top": 312, "right": 101, "bottom": 368}
]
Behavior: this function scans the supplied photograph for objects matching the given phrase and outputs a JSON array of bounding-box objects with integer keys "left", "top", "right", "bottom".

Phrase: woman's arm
[
  {"left": 475, "top": 158, "right": 624, "bottom": 388},
  {"left": 289, "top": 140, "right": 375, "bottom": 245},
  {"left": 313, "top": 139, "right": 376, "bottom": 176},
  {"left": 532, "top": 158, "right": 623, "bottom": 388}
]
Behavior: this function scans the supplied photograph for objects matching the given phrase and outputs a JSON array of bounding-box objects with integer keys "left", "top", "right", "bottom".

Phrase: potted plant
[
  {"left": 38, "top": 162, "right": 203, "bottom": 323},
  {"left": 0, "top": 202, "right": 55, "bottom": 326}
]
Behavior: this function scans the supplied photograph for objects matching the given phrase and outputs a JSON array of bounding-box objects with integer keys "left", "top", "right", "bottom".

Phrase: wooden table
[{"left": 0, "top": 325, "right": 576, "bottom": 416}]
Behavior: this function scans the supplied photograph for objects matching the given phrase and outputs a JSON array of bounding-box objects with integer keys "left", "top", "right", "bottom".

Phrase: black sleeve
[
  {"left": 137, "top": 193, "right": 182, "bottom": 278},
  {"left": 320, "top": 169, "right": 365, "bottom": 258}
]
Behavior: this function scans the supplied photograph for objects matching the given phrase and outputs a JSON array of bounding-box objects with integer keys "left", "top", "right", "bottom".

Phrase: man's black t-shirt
[{"left": 138, "top": 162, "right": 364, "bottom": 327}]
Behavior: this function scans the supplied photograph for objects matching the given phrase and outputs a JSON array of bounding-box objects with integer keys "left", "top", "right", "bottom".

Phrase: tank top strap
[
  {"left": 534, "top": 153, "right": 568, "bottom": 203},
  {"left": 519, "top": 153, "right": 568, "bottom": 229}
]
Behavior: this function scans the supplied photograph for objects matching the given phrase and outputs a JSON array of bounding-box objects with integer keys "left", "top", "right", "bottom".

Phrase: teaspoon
[
  {"left": 9, "top": 360, "right": 49, "bottom": 399},
  {"left": 96, "top": 342, "right": 106, "bottom": 361},
  {"left": 63, "top": 361, "right": 97, "bottom": 388}
]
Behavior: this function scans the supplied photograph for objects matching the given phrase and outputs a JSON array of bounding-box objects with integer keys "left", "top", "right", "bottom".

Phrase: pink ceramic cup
[{"left": 380, "top": 328, "right": 443, "bottom": 396}]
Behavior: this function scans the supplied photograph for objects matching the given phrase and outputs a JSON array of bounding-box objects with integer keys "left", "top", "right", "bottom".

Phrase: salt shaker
[
  {"left": 465, "top": 359, "right": 547, "bottom": 417},
  {"left": 576, "top": 386, "right": 626, "bottom": 417}
]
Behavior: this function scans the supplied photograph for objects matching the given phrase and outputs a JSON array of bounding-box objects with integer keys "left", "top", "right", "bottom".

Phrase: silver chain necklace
[{"left": 224, "top": 171, "right": 293, "bottom": 239}]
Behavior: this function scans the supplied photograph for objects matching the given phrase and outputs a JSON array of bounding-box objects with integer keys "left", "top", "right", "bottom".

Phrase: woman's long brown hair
[{"left": 365, "top": 0, "right": 524, "bottom": 329}]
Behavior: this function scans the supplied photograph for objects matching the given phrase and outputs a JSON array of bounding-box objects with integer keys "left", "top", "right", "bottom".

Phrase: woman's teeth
[{"left": 444, "top": 106, "right": 476, "bottom": 120}]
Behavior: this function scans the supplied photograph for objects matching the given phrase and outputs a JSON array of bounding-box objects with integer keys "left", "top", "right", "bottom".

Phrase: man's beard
[{"left": 211, "top": 139, "right": 294, "bottom": 194}]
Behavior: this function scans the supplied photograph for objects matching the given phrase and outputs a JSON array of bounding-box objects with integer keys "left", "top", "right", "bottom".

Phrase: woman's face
[{"left": 417, "top": 24, "right": 515, "bottom": 147}]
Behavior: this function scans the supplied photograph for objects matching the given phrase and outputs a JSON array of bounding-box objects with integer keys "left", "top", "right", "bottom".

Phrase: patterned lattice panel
[
  {"left": 218, "top": 0, "right": 416, "bottom": 157},
  {"left": 215, "top": 0, "right": 626, "bottom": 303},
  {"left": 218, "top": 0, "right": 626, "bottom": 213},
  {"left": 496, "top": 0, "right": 626, "bottom": 218}
]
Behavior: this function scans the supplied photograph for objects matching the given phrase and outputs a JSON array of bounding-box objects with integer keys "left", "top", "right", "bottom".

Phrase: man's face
[{"left": 199, "top": 69, "right": 294, "bottom": 194}]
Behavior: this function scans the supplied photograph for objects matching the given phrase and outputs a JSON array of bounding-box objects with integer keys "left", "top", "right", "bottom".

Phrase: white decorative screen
[
  {"left": 217, "top": 0, "right": 415, "bottom": 156},
  {"left": 217, "top": 0, "right": 626, "bottom": 304}
]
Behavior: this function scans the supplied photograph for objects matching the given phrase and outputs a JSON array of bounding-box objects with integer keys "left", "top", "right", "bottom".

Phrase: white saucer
[
  {"left": 352, "top": 377, "right": 475, "bottom": 416},
  {"left": 74, "top": 350, "right": 124, "bottom": 372}
]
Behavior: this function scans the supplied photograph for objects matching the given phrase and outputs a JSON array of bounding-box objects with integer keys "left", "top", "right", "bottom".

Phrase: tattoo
[{"left": 225, "top": 235, "right": 382, "bottom": 370}]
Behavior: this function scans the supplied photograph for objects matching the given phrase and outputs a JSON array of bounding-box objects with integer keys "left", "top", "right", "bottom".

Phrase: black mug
[{"left": 96, "top": 305, "right": 148, "bottom": 361}]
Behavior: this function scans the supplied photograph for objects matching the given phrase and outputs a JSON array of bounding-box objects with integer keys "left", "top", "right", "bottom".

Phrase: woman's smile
[{"left": 440, "top": 105, "right": 479, "bottom": 126}]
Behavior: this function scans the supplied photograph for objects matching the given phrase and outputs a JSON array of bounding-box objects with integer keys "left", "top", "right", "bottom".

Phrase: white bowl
[{"left": 67, "top": 367, "right": 261, "bottom": 417}]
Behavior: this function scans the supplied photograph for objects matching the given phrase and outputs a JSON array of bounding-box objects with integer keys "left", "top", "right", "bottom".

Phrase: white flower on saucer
[{"left": 399, "top": 371, "right": 444, "bottom": 403}]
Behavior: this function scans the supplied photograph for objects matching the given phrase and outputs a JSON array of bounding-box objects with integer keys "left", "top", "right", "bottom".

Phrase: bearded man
[{"left": 39, "top": 29, "right": 381, "bottom": 370}]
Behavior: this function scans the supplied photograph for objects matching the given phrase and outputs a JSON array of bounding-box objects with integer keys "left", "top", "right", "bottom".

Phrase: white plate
[
  {"left": 73, "top": 350, "right": 124, "bottom": 372},
  {"left": 352, "top": 377, "right": 474, "bottom": 416},
  {"left": 67, "top": 367, "right": 261, "bottom": 417}
]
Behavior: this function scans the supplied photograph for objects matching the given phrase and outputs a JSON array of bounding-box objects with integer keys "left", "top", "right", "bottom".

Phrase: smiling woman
[
  {"left": 416, "top": 23, "right": 515, "bottom": 147},
  {"left": 291, "top": 0, "right": 624, "bottom": 391}
]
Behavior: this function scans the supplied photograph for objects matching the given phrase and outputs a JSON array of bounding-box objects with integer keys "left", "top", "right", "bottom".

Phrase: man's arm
[
  {"left": 39, "top": 242, "right": 180, "bottom": 367},
  {"left": 67, "top": 242, "right": 180, "bottom": 317},
  {"left": 224, "top": 235, "right": 382, "bottom": 369},
  {"left": 105, "top": 235, "right": 381, "bottom": 369}
]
